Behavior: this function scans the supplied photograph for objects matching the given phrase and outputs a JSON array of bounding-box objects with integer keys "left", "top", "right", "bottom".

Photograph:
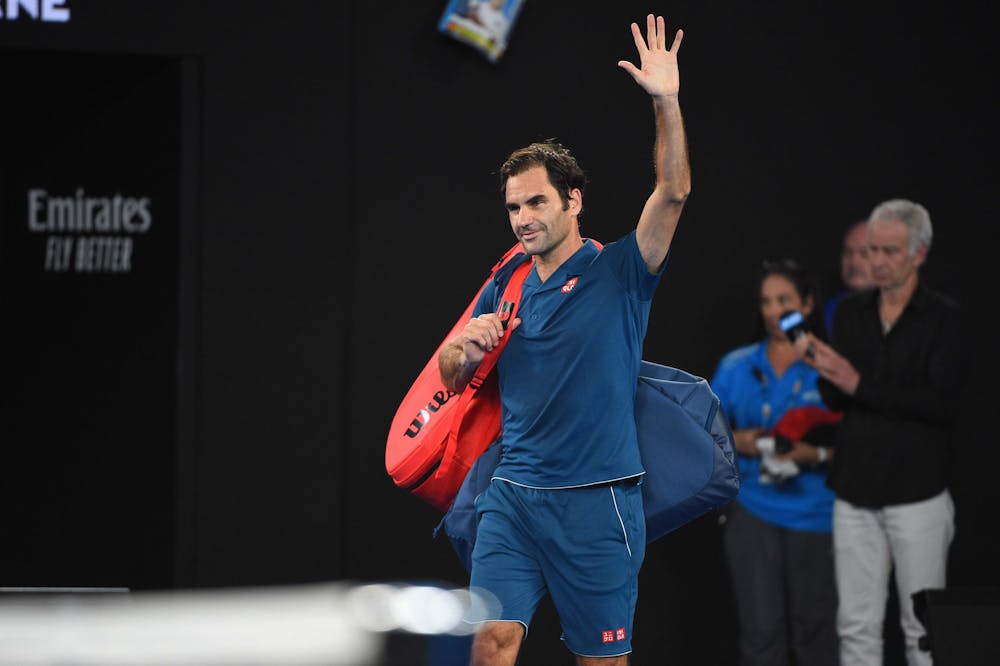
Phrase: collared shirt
[
  {"left": 710, "top": 341, "right": 834, "bottom": 532},
  {"left": 820, "top": 283, "right": 966, "bottom": 507},
  {"left": 473, "top": 232, "right": 662, "bottom": 488}
]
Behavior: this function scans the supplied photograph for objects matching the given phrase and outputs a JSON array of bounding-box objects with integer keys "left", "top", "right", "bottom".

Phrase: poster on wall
[{"left": 438, "top": 0, "right": 526, "bottom": 63}]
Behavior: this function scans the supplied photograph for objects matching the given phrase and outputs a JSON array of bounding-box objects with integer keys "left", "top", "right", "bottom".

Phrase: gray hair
[{"left": 868, "top": 198, "right": 933, "bottom": 256}]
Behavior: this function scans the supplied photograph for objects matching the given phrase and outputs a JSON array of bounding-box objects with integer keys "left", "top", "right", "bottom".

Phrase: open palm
[{"left": 618, "top": 14, "right": 682, "bottom": 98}]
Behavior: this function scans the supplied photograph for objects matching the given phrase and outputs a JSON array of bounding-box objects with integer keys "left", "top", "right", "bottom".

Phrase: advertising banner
[{"left": 0, "top": 51, "right": 182, "bottom": 587}]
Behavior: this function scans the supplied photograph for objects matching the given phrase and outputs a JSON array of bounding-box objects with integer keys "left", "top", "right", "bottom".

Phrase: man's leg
[
  {"left": 546, "top": 482, "right": 645, "bottom": 661},
  {"left": 834, "top": 498, "right": 891, "bottom": 666},
  {"left": 884, "top": 490, "right": 954, "bottom": 666},
  {"left": 471, "top": 621, "right": 525, "bottom": 666},
  {"left": 469, "top": 482, "right": 545, "bottom": 666},
  {"left": 785, "top": 527, "right": 838, "bottom": 666},
  {"left": 722, "top": 502, "right": 789, "bottom": 665}
]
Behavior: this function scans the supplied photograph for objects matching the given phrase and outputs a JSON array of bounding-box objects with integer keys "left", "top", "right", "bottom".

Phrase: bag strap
[
  {"left": 465, "top": 255, "right": 533, "bottom": 391},
  {"left": 435, "top": 254, "right": 532, "bottom": 493}
]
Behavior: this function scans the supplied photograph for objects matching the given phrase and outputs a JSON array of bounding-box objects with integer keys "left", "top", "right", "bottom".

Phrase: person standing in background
[
  {"left": 795, "top": 199, "right": 966, "bottom": 666},
  {"left": 824, "top": 219, "right": 874, "bottom": 336},
  {"left": 710, "top": 258, "right": 839, "bottom": 666}
]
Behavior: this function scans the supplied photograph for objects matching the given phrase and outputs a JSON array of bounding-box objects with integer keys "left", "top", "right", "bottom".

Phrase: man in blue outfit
[{"left": 438, "top": 13, "right": 691, "bottom": 666}]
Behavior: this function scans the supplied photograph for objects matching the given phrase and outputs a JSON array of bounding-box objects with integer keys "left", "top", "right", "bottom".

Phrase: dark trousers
[{"left": 722, "top": 502, "right": 839, "bottom": 666}]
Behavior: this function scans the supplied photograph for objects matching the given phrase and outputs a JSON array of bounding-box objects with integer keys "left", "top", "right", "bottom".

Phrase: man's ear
[
  {"left": 568, "top": 188, "right": 583, "bottom": 214},
  {"left": 913, "top": 242, "right": 929, "bottom": 268}
]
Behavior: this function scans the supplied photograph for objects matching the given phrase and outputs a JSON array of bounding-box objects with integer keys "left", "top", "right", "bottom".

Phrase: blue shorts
[{"left": 470, "top": 478, "right": 646, "bottom": 657}]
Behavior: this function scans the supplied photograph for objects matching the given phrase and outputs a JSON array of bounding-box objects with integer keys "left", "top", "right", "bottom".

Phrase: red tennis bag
[{"left": 385, "top": 244, "right": 531, "bottom": 511}]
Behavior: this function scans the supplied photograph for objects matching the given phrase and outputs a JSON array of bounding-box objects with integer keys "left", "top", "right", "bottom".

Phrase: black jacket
[{"left": 820, "top": 283, "right": 965, "bottom": 507}]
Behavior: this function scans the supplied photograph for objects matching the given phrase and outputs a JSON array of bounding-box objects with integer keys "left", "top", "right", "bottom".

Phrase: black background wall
[{"left": 0, "top": 2, "right": 995, "bottom": 664}]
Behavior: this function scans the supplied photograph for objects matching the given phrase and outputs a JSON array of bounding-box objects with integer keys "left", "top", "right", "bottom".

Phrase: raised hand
[{"left": 618, "top": 14, "right": 683, "bottom": 98}]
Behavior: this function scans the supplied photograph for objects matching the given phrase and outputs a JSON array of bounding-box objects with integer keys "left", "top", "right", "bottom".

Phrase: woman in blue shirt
[{"left": 710, "top": 259, "right": 838, "bottom": 666}]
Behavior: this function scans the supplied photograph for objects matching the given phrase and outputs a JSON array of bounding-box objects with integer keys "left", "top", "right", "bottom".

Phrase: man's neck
[
  {"left": 879, "top": 272, "right": 919, "bottom": 309},
  {"left": 534, "top": 235, "right": 584, "bottom": 283}
]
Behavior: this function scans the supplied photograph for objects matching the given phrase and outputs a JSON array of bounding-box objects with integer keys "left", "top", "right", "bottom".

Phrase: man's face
[
  {"left": 867, "top": 219, "right": 925, "bottom": 291},
  {"left": 841, "top": 223, "right": 873, "bottom": 291},
  {"left": 504, "top": 165, "right": 579, "bottom": 258}
]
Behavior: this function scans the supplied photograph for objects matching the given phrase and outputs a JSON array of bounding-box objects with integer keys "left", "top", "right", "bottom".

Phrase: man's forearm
[
  {"left": 652, "top": 95, "right": 691, "bottom": 203},
  {"left": 635, "top": 94, "right": 691, "bottom": 271}
]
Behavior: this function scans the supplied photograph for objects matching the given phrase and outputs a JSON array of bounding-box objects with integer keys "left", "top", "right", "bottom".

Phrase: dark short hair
[
  {"left": 499, "top": 140, "right": 587, "bottom": 212},
  {"left": 753, "top": 258, "right": 826, "bottom": 341}
]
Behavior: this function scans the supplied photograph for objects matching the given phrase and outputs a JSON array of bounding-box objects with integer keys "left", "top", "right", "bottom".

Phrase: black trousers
[{"left": 722, "top": 501, "right": 839, "bottom": 666}]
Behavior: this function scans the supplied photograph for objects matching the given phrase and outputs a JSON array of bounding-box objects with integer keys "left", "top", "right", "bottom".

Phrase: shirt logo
[
  {"left": 616, "top": 627, "right": 626, "bottom": 641},
  {"left": 561, "top": 277, "right": 578, "bottom": 294}
]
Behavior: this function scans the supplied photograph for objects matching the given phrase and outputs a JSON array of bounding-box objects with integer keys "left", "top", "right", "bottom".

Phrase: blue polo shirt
[
  {"left": 473, "top": 232, "right": 662, "bottom": 488},
  {"left": 710, "top": 342, "right": 835, "bottom": 532}
]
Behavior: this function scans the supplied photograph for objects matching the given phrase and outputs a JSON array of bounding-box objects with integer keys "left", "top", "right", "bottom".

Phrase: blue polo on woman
[{"left": 710, "top": 342, "right": 834, "bottom": 532}]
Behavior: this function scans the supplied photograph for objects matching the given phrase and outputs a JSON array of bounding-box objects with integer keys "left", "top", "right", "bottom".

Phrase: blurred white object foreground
[{"left": 0, "top": 582, "right": 497, "bottom": 665}]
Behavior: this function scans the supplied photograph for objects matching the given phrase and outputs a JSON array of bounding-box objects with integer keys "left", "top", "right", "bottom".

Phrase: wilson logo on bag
[{"left": 403, "top": 389, "right": 458, "bottom": 439}]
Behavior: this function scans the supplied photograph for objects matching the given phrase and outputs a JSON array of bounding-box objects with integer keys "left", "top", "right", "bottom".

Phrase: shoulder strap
[
  {"left": 431, "top": 252, "right": 532, "bottom": 507},
  {"left": 466, "top": 255, "right": 532, "bottom": 390}
]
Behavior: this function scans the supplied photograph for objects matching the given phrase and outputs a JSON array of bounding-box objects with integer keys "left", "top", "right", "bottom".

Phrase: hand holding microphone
[
  {"left": 781, "top": 312, "right": 862, "bottom": 396},
  {"left": 779, "top": 310, "right": 814, "bottom": 358}
]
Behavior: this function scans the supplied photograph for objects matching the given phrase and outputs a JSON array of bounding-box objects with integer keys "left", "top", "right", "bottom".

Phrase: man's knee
[{"left": 471, "top": 621, "right": 524, "bottom": 665}]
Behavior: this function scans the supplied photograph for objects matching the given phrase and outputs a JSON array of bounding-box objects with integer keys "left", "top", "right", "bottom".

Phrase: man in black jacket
[{"left": 794, "top": 199, "right": 965, "bottom": 666}]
